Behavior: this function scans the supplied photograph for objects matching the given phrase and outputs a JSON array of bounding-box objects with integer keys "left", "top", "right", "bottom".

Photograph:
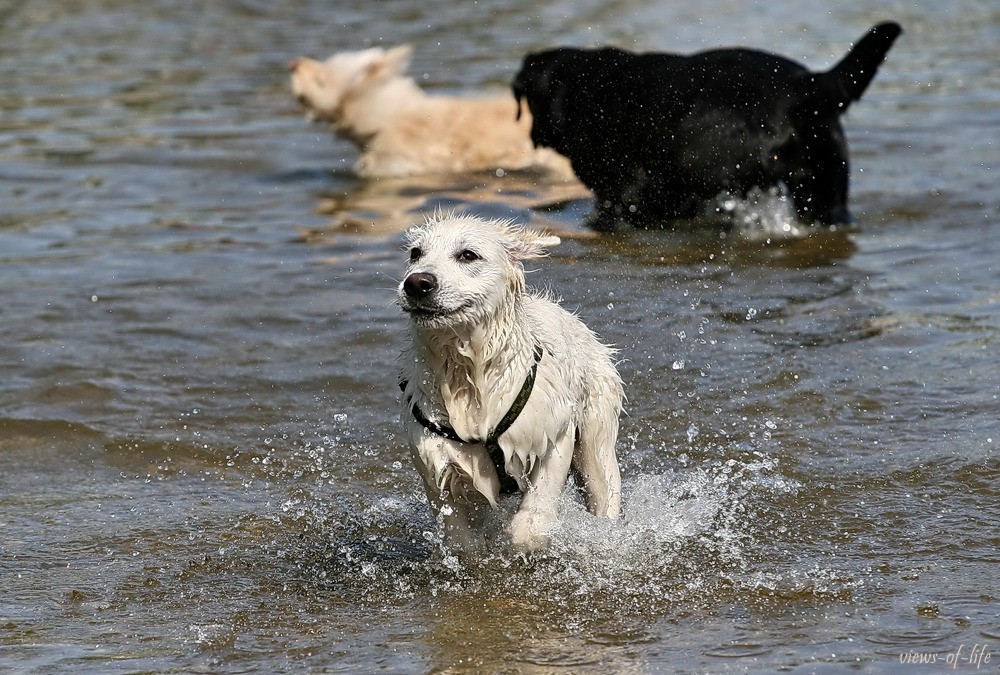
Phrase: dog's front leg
[
  {"left": 506, "top": 430, "right": 575, "bottom": 551},
  {"left": 424, "top": 485, "right": 483, "bottom": 554},
  {"left": 409, "top": 435, "right": 483, "bottom": 553}
]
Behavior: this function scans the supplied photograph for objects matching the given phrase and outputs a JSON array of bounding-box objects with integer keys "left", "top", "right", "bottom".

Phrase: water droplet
[{"left": 672, "top": 360, "right": 685, "bottom": 370}]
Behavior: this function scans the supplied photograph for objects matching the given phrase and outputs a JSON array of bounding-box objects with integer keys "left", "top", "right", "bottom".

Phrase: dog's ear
[
  {"left": 512, "top": 56, "right": 531, "bottom": 121},
  {"left": 511, "top": 52, "right": 569, "bottom": 149},
  {"left": 512, "top": 54, "right": 545, "bottom": 124},
  {"left": 505, "top": 230, "right": 561, "bottom": 261},
  {"left": 384, "top": 44, "right": 413, "bottom": 74},
  {"left": 364, "top": 44, "right": 413, "bottom": 81},
  {"left": 513, "top": 84, "right": 525, "bottom": 121}
]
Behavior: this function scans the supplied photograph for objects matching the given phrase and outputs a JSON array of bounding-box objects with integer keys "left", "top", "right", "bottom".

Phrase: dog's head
[
  {"left": 514, "top": 47, "right": 630, "bottom": 157},
  {"left": 398, "top": 214, "right": 560, "bottom": 330},
  {"left": 289, "top": 45, "right": 413, "bottom": 122},
  {"left": 512, "top": 50, "right": 573, "bottom": 151}
]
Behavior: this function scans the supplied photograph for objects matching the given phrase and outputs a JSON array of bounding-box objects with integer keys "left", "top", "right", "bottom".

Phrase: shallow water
[{"left": 1, "top": 0, "right": 998, "bottom": 672}]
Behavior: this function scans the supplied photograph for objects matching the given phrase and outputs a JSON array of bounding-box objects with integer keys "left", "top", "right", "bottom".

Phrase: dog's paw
[{"left": 506, "top": 511, "right": 553, "bottom": 552}]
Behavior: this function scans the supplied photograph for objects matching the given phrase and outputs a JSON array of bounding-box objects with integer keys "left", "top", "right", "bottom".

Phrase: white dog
[
  {"left": 290, "top": 45, "right": 574, "bottom": 179},
  {"left": 397, "top": 213, "right": 624, "bottom": 553}
]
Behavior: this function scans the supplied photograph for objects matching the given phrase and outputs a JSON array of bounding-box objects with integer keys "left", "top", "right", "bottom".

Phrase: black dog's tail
[{"left": 801, "top": 21, "right": 902, "bottom": 113}]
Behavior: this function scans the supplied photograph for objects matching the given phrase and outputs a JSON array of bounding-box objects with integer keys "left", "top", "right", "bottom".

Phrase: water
[{"left": 1, "top": 0, "right": 997, "bottom": 672}]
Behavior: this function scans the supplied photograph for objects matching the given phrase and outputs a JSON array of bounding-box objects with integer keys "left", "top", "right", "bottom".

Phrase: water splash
[
  {"left": 283, "top": 448, "right": 863, "bottom": 614},
  {"left": 234, "top": 420, "right": 858, "bottom": 621},
  {"left": 538, "top": 455, "right": 794, "bottom": 595},
  {"left": 704, "top": 186, "right": 832, "bottom": 241}
]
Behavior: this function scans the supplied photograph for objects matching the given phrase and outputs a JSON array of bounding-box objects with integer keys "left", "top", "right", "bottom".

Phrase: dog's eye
[
  {"left": 409, "top": 247, "right": 422, "bottom": 262},
  {"left": 457, "top": 249, "right": 480, "bottom": 263}
]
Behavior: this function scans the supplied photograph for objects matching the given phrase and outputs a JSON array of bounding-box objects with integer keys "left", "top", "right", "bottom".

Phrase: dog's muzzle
[{"left": 403, "top": 271, "right": 437, "bottom": 300}]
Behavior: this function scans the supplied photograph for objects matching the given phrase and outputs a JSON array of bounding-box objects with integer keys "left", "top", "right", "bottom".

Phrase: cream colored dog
[
  {"left": 290, "top": 45, "right": 573, "bottom": 179},
  {"left": 397, "top": 214, "right": 623, "bottom": 553}
]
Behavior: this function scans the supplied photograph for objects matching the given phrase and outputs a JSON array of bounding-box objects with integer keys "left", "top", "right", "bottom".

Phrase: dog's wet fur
[
  {"left": 290, "top": 45, "right": 574, "bottom": 179},
  {"left": 513, "top": 22, "right": 902, "bottom": 229},
  {"left": 398, "top": 214, "right": 623, "bottom": 553}
]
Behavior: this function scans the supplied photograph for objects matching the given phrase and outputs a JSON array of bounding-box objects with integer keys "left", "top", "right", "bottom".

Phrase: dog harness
[{"left": 401, "top": 346, "right": 544, "bottom": 496}]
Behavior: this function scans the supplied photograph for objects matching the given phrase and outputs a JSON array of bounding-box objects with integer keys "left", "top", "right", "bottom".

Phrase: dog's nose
[
  {"left": 403, "top": 272, "right": 438, "bottom": 299},
  {"left": 288, "top": 58, "right": 300, "bottom": 72}
]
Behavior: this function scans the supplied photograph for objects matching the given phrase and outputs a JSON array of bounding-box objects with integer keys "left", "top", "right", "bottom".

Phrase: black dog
[{"left": 513, "top": 22, "right": 902, "bottom": 228}]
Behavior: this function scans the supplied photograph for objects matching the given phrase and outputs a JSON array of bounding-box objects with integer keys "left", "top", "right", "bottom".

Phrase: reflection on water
[
  {"left": 1, "top": 0, "right": 998, "bottom": 672},
  {"left": 303, "top": 170, "right": 592, "bottom": 238}
]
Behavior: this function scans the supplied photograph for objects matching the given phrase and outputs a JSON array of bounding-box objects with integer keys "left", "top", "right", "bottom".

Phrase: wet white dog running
[
  {"left": 397, "top": 213, "right": 624, "bottom": 553},
  {"left": 289, "top": 45, "right": 573, "bottom": 179}
]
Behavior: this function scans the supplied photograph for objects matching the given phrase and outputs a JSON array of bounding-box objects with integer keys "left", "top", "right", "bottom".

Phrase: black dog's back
[{"left": 513, "top": 22, "right": 902, "bottom": 228}]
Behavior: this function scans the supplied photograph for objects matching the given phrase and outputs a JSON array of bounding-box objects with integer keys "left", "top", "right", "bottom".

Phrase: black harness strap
[{"left": 402, "top": 346, "right": 544, "bottom": 495}]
